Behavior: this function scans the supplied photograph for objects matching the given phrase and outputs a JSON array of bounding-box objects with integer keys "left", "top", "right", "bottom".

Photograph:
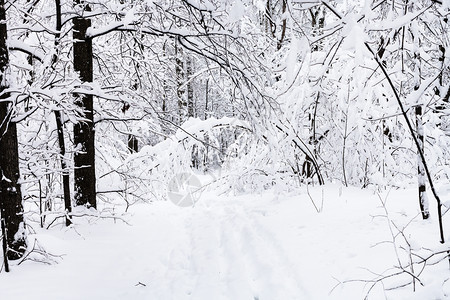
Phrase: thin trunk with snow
[{"left": 416, "top": 105, "right": 429, "bottom": 219}]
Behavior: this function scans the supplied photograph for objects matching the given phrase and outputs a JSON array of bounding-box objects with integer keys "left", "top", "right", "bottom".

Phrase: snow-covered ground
[{"left": 1, "top": 184, "right": 450, "bottom": 299}]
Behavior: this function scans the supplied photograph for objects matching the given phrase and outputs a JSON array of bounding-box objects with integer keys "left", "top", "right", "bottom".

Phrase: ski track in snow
[{"left": 157, "top": 203, "right": 308, "bottom": 300}]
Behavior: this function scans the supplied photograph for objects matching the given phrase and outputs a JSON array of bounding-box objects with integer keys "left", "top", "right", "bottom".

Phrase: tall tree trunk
[
  {"left": 303, "top": 8, "right": 325, "bottom": 182},
  {"left": 411, "top": 18, "right": 429, "bottom": 219},
  {"left": 302, "top": 92, "right": 320, "bottom": 181},
  {"left": 161, "top": 41, "right": 171, "bottom": 136},
  {"left": 51, "top": 0, "right": 72, "bottom": 225},
  {"left": 175, "top": 39, "right": 185, "bottom": 125},
  {"left": 73, "top": 0, "right": 96, "bottom": 208},
  {"left": 0, "top": 0, "right": 27, "bottom": 261},
  {"left": 186, "top": 57, "right": 194, "bottom": 118},
  {"left": 55, "top": 110, "right": 72, "bottom": 222},
  {"left": 186, "top": 57, "right": 199, "bottom": 168},
  {"left": 416, "top": 105, "right": 429, "bottom": 219},
  {"left": 204, "top": 78, "right": 209, "bottom": 120}
]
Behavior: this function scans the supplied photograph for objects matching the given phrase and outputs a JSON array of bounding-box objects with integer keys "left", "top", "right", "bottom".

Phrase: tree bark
[
  {"left": 309, "top": 7, "right": 325, "bottom": 52},
  {"left": 411, "top": 20, "right": 429, "bottom": 220},
  {"left": 0, "top": 0, "right": 27, "bottom": 260},
  {"left": 303, "top": 9, "right": 325, "bottom": 181},
  {"left": 186, "top": 57, "right": 194, "bottom": 118},
  {"left": 277, "top": 0, "right": 287, "bottom": 51},
  {"left": 128, "top": 135, "right": 138, "bottom": 153},
  {"left": 50, "top": 0, "right": 72, "bottom": 226},
  {"left": 416, "top": 105, "right": 429, "bottom": 219},
  {"left": 204, "top": 78, "right": 209, "bottom": 120},
  {"left": 175, "top": 39, "right": 185, "bottom": 125},
  {"left": 73, "top": 0, "right": 96, "bottom": 208}
]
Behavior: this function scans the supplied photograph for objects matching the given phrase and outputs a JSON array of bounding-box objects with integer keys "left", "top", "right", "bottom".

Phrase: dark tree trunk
[
  {"left": 55, "top": 111, "right": 72, "bottom": 224},
  {"left": 128, "top": 135, "right": 138, "bottom": 153},
  {"left": 416, "top": 105, "right": 429, "bottom": 219},
  {"left": 52, "top": 0, "right": 72, "bottom": 225},
  {"left": 0, "top": 121, "right": 27, "bottom": 261},
  {"left": 73, "top": 1, "right": 96, "bottom": 208},
  {"left": 1, "top": 213, "right": 9, "bottom": 271},
  {"left": 0, "top": 0, "right": 27, "bottom": 261}
]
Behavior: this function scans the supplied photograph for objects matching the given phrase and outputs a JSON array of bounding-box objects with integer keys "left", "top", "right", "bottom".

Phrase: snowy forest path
[
  {"left": 1, "top": 195, "right": 314, "bottom": 300},
  {"left": 143, "top": 197, "right": 310, "bottom": 299},
  {"left": 178, "top": 202, "right": 309, "bottom": 300},
  {"left": 0, "top": 186, "right": 427, "bottom": 300}
]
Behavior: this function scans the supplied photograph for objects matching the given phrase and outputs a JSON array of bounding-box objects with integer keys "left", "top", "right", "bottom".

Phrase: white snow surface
[{"left": 1, "top": 185, "right": 450, "bottom": 299}]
